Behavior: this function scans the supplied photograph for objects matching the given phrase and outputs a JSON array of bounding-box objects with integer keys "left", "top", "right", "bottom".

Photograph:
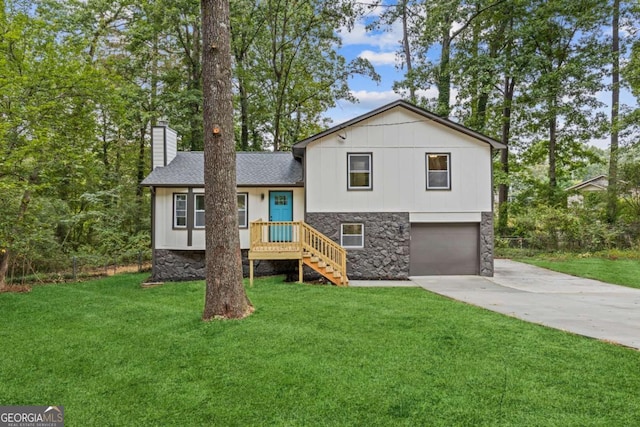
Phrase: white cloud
[
  {"left": 325, "top": 86, "right": 463, "bottom": 125},
  {"left": 416, "top": 87, "right": 441, "bottom": 100},
  {"left": 326, "top": 90, "right": 400, "bottom": 124},
  {"left": 338, "top": 20, "right": 402, "bottom": 50},
  {"left": 358, "top": 50, "right": 397, "bottom": 66},
  {"left": 450, "top": 20, "right": 464, "bottom": 37},
  {"left": 356, "top": 1, "right": 385, "bottom": 18},
  {"left": 350, "top": 89, "right": 402, "bottom": 106},
  {"left": 589, "top": 137, "right": 609, "bottom": 150}
]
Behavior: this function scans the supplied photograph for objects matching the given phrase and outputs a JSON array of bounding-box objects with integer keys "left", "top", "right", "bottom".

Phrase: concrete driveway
[{"left": 409, "top": 259, "right": 640, "bottom": 350}]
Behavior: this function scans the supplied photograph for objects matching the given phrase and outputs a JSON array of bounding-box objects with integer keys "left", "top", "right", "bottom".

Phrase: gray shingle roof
[{"left": 141, "top": 152, "right": 303, "bottom": 187}]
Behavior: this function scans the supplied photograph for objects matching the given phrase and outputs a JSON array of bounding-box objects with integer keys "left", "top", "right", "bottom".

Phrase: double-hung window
[
  {"left": 194, "top": 194, "right": 205, "bottom": 228},
  {"left": 426, "top": 153, "right": 451, "bottom": 190},
  {"left": 341, "top": 223, "right": 364, "bottom": 248},
  {"left": 237, "top": 193, "right": 248, "bottom": 228},
  {"left": 174, "top": 192, "right": 248, "bottom": 229},
  {"left": 347, "top": 153, "right": 372, "bottom": 190},
  {"left": 174, "top": 194, "right": 187, "bottom": 228}
]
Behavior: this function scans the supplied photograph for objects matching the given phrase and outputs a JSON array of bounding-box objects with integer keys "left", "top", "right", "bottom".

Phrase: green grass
[
  {"left": 2, "top": 274, "right": 640, "bottom": 426},
  {"left": 514, "top": 253, "right": 640, "bottom": 289}
]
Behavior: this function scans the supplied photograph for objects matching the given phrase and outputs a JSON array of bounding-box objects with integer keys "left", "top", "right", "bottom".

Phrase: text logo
[{"left": 0, "top": 406, "right": 64, "bottom": 427}]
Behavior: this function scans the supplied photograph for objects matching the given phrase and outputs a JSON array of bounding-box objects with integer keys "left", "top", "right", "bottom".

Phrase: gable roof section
[
  {"left": 566, "top": 174, "right": 608, "bottom": 191},
  {"left": 292, "top": 100, "right": 505, "bottom": 158},
  {"left": 140, "top": 151, "right": 303, "bottom": 187}
]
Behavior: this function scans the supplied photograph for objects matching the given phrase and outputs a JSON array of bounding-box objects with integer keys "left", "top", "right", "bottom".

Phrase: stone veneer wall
[
  {"left": 305, "top": 212, "right": 411, "bottom": 280},
  {"left": 479, "top": 211, "right": 494, "bottom": 277},
  {"left": 152, "top": 249, "right": 296, "bottom": 282}
]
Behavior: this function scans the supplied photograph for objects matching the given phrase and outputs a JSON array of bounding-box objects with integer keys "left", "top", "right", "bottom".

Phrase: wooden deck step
[{"left": 248, "top": 220, "right": 348, "bottom": 287}]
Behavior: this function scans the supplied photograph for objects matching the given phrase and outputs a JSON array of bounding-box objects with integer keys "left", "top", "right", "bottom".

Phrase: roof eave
[
  {"left": 291, "top": 100, "right": 505, "bottom": 152},
  {"left": 142, "top": 182, "right": 304, "bottom": 188}
]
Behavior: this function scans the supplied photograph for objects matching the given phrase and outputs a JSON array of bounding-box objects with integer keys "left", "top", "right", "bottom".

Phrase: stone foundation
[
  {"left": 480, "top": 211, "right": 494, "bottom": 277},
  {"left": 152, "top": 211, "right": 493, "bottom": 281},
  {"left": 152, "top": 249, "right": 297, "bottom": 282},
  {"left": 152, "top": 250, "right": 205, "bottom": 281},
  {"left": 305, "top": 212, "right": 410, "bottom": 280}
]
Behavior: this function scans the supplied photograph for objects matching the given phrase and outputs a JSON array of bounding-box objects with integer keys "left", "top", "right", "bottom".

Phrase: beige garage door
[{"left": 410, "top": 223, "right": 479, "bottom": 275}]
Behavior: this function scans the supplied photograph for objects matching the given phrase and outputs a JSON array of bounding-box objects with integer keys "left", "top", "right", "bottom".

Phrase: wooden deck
[{"left": 248, "top": 220, "right": 348, "bottom": 286}]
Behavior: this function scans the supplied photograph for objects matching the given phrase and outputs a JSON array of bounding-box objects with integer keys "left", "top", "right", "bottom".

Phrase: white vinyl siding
[
  {"left": 152, "top": 126, "right": 178, "bottom": 169},
  {"left": 174, "top": 194, "right": 187, "bottom": 228},
  {"left": 152, "top": 127, "right": 166, "bottom": 169},
  {"left": 426, "top": 153, "right": 450, "bottom": 190},
  {"left": 341, "top": 223, "right": 364, "bottom": 248},
  {"left": 304, "top": 107, "right": 493, "bottom": 214},
  {"left": 347, "top": 153, "right": 372, "bottom": 190},
  {"left": 154, "top": 187, "right": 304, "bottom": 251},
  {"left": 194, "top": 194, "right": 205, "bottom": 228}
]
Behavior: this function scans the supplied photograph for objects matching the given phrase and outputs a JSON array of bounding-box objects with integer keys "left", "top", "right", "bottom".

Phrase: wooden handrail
[
  {"left": 250, "top": 220, "right": 302, "bottom": 251},
  {"left": 249, "top": 220, "right": 348, "bottom": 285},
  {"left": 300, "top": 222, "right": 346, "bottom": 280}
]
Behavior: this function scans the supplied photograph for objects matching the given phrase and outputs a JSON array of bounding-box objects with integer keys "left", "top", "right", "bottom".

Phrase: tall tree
[
  {"left": 518, "top": 0, "right": 608, "bottom": 205},
  {"left": 201, "top": 0, "right": 253, "bottom": 320},
  {"left": 607, "top": 0, "right": 620, "bottom": 223},
  {"left": 0, "top": 1, "right": 98, "bottom": 288},
  {"left": 400, "top": 0, "right": 416, "bottom": 103},
  {"left": 372, "top": 0, "right": 420, "bottom": 103},
  {"left": 231, "top": 0, "right": 267, "bottom": 150},
  {"left": 248, "top": 0, "right": 378, "bottom": 150}
]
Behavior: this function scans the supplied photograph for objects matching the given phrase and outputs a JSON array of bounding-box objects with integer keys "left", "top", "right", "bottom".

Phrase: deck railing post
[{"left": 250, "top": 220, "right": 348, "bottom": 286}]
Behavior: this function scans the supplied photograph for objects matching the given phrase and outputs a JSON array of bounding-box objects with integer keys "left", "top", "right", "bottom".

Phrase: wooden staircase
[{"left": 248, "top": 220, "right": 348, "bottom": 286}]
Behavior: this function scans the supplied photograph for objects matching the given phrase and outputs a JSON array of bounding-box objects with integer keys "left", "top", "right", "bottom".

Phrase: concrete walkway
[{"left": 354, "top": 259, "right": 640, "bottom": 350}]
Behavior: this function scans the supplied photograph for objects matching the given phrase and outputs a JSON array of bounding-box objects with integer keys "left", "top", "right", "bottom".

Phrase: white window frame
[
  {"left": 194, "top": 194, "right": 205, "bottom": 228},
  {"left": 340, "top": 223, "right": 364, "bottom": 248},
  {"left": 237, "top": 193, "right": 248, "bottom": 229},
  {"left": 426, "top": 153, "right": 451, "bottom": 190},
  {"left": 173, "top": 193, "right": 187, "bottom": 228},
  {"left": 347, "top": 153, "right": 372, "bottom": 190}
]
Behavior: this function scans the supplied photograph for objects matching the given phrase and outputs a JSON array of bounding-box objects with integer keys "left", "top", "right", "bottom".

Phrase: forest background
[{"left": 1, "top": 0, "right": 640, "bottom": 284}]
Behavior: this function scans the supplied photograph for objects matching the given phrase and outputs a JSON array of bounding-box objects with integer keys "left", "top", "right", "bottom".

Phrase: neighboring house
[
  {"left": 566, "top": 174, "right": 639, "bottom": 206},
  {"left": 566, "top": 175, "right": 609, "bottom": 205},
  {"left": 141, "top": 100, "right": 505, "bottom": 282},
  {"left": 567, "top": 174, "right": 609, "bottom": 192}
]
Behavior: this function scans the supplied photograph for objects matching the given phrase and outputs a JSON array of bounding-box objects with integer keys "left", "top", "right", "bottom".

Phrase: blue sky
[{"left": 326, "top": 4, "right": 413, "bottom": 124}]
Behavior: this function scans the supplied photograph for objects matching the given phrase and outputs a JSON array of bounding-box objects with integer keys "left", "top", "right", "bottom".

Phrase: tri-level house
[{"left": 141, "top": 100, "right": 505, "bottom": 284}]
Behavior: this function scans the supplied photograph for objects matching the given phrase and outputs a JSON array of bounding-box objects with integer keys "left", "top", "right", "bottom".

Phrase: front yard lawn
[
  {"left": 1, "top": 274, "right": 640, "bottom": 425},
  {"left": 515, "top": 253, "right": 640, "bottom": 289}
]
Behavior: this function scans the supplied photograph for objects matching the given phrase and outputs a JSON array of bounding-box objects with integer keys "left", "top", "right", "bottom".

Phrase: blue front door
[{"left": 269, "top": 191, "right": 293, "bottom": 241}]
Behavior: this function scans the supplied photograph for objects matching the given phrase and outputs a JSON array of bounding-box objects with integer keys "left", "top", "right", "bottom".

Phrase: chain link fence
[{"left": 495, "top": 234, "right": 640, "bottom": 257}]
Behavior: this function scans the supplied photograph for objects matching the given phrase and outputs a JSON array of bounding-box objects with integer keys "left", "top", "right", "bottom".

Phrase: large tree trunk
[
  {"left": 0, "top": 250, "right": 9, "bottom": 291},
  {"left": 401, "top": 0, "right": 415, "bottom": 103},
  {"left": 239, "top": 80, "right": 250, "bottom": 150},
  {"left": 607, "top": 0, "right": 620, "bottom": 224},
  {"left": 136, "top": 125, "right": 146, "bottom": 199},
  {"left": 0, "top": 189, "right": 32, "bottom": 290},
  {"left": 548, "top": 99, "right": 559, "bottom": 205},
  {"left": 201, "top": 0, "right": 253, "bottom": 320},
  {"left": 497, "top": 77, "right": 515, "bottom": 236},
  {"left": 437, "top": 22, "right": 452, "bottom": 117}
]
